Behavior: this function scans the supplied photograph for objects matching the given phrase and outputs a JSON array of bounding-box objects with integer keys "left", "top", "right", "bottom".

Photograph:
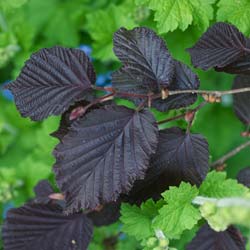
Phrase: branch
[
  {"left": 93, "top": 85, "right": 250, "bottom": 101},
  {"left": 157, "top": 113, "right": 186, "bottom": 125},
  {"left": 167, "top": 87, "right": 250, "bottom": 97},
  {"left": 157, "top": 101, "right": 207, "bottom": 125},
  {"left": 210, "top": 140, "right": 250, "bottom": 168}
]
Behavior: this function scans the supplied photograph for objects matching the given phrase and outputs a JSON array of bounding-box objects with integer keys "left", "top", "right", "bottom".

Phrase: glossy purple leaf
[
  {"left": 112, "top": 27, "right": 174, "bottom": 96},
  {"left": 151, "top": 127, "right": 209, "bottom": 185},
  {"left": 2, "top": 203, "right": 93, "bottom": 250},
  {"left": 187, "top": 22, "right": 248, "bottom": 71},
  {"left": 53, "top": 105, "right": 159, "bottom": 213},
  {"left": 5, "top": 46, "right": 96, "bottom": 121},
  {"left": 237, "top": 167, "right": 250, "bottom": 188},
  {"left": 232, "top": 75, "right": 250, "bottom": 125},
  {"left": 152, "top": 60, "right": 200, "bottom": 112},
  {"left": 187, "top": 224, "right": 245, "bottom": 250},
  {"left": 87, "top": 201, "right": 121, "bottom": 227}
]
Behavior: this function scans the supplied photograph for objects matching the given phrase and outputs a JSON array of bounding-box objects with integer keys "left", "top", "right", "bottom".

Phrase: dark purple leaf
[
  {"left": 51, "top": 100, "right": 90, "bottom": 141},
  {"left": 237, "top": 167, "right": 250, "bottom": 188},
  {"left": 187, "top": 22, "right": 248, "bottom": 71},
  {"left": 5, "top": 46, "right": 96, "bottom": 121},
  {"left": 2, "top": 203, "right": 93, "bottom": 250},
  {"left": 34, "top": 180, "right": 54, "bottom": 197},
  {"left": 112, "top": 27, "right": 174, "bottom": 96},
  {"left": 186, "top": 224, "right": 245, "bottom": 250},
  {"left": 33, "top": 180, "right": 54, "bottom": 204},
  {"left": 53, "top": 105, "right": 159, "bottom": 213},
  {"left": 151, "top": 127, "right": 209, "bottom": 185},
  {"left": 215, "top": 54, "right": 250, "bottom": 75},
  {"left": 152, "top": 60, "right": 200, "bottom": 112},
  {"left": 215, "top": 39, "right": 250, "bottom": 75},
  {"left": 87, "top": 201, "right": 121, "bottom": 227},
  {"left": 232, "top": 75, "right": 250, "bottom": 125},
  {"left": 122, "top": 127, "right": 209, "bottom": 204},
  {"left": 122, "top": 169, "right": 181, "bottom": 205}
]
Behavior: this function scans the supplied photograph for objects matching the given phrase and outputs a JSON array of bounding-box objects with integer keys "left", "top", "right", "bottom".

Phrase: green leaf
[
  {"left": 86, "top": 3, "right": 137, "bottom": 61},
  {"left": 217, "top": 0, "right": 250, "bottom": 36},
  {"left": 153, "top": 183, "right": 201, "bottom": 239},
  {"left": 199, "top": 171, "right": 249, "bottom": 198},
  {"left": 120, "top": 199, "right": 160, "bottom": 240},
  {"left": 136, "top": 0, "right": 215, "bottom": 33}
]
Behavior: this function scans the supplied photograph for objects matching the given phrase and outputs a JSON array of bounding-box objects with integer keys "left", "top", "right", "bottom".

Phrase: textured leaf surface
[
  {"left": 215, "top": 39, "right": 250, "bottom": 75},
  {"left": 152, "top": 60, "right": 200, "bottom": 112},
  {"left": 215, "top": 54, "right": 250, "bottom": 75},
  {"left": 53, "top": 105, "right": 159, "bottom": 213},
  {"left": 232, "top": 75, "right": 250, "bottom": 125},
  {"left": 151, "top": 127, "right": 209, "bottom": 185},
  {"left": 6, "top": 46, "right": 96, "bottom": 121},
  {"left": 112, "top": 26, "right": 174, "bottom": 94},
  {"left": 153, "top": 183, "right": 201, "bottom": 239},
  {"left": 237, "top": 167, "right": 250, "bottom": 188},
  {"left": 2, "top": 203, "right": 93, "bottom": 250},
  {"left": 120, "top": 199, "right": 161, "bottom": 240},
  {"left": 187, "top": 22, "right": 248, "bottom": 70},
  {"left": 199, "top": 171, "right": 248, "bottom": 198},
  {"left": 186, "top": 224, "right": 245, "bottom": 250}
]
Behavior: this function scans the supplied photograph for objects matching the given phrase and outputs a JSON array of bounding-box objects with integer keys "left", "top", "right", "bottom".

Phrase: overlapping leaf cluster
[{"left": 3, "top": 21, "right": 250, "bottom": 250}]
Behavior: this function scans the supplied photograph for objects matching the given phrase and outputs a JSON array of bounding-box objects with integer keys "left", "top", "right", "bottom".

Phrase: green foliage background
[{"left": 0, "top": 0, "right": 250, "bottom": 249}]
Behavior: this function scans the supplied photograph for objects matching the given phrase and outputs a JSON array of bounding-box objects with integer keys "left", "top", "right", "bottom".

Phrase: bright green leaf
[
  {"left": 153, "top": 183, "right": 201, "bottom": 239},
  {"left": 217, "top": 0, "right": 250, "bottom": 36},
  {"left": 136, "top": 0, "right": 215, "bottom": 33},
  {"left": 199, "top": 171, "right": 249, "bottom": 198},
  {"left": 120, "top": 199, "right": 160, "bottom": 240}
]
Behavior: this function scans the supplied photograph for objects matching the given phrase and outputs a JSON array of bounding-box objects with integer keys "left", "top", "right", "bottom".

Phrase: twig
[
  {"left": 93, "top": 85, "right": 250, "bottom": 100},
  {"left": 157, "top": 113, "right": 186, "bottom": 125},
  {"left": 210, "top": 140, "right": 250, "bottom": 168},
  {"left": 168, "top": 88, "right": 250, "bottom": 97},
  {"left": 157, "top": 101, "right": 207, "bottom": 125}
]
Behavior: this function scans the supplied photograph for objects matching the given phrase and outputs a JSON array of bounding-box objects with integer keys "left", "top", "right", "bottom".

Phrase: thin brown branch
[
  {"left": 168, "top": 88, "right": 250, "bottom": 97},
  {"left": 157, "top": 101, "right": 207, "bottom": 125},
  {"left": 157, "top": 113, "right": 186, "bottom": 125},
  {"left": 210, "top": 140, "right": 250, "bottom": 168},
  {"left": 93, "top": 85, "right": 250, "bottom": 100}
]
